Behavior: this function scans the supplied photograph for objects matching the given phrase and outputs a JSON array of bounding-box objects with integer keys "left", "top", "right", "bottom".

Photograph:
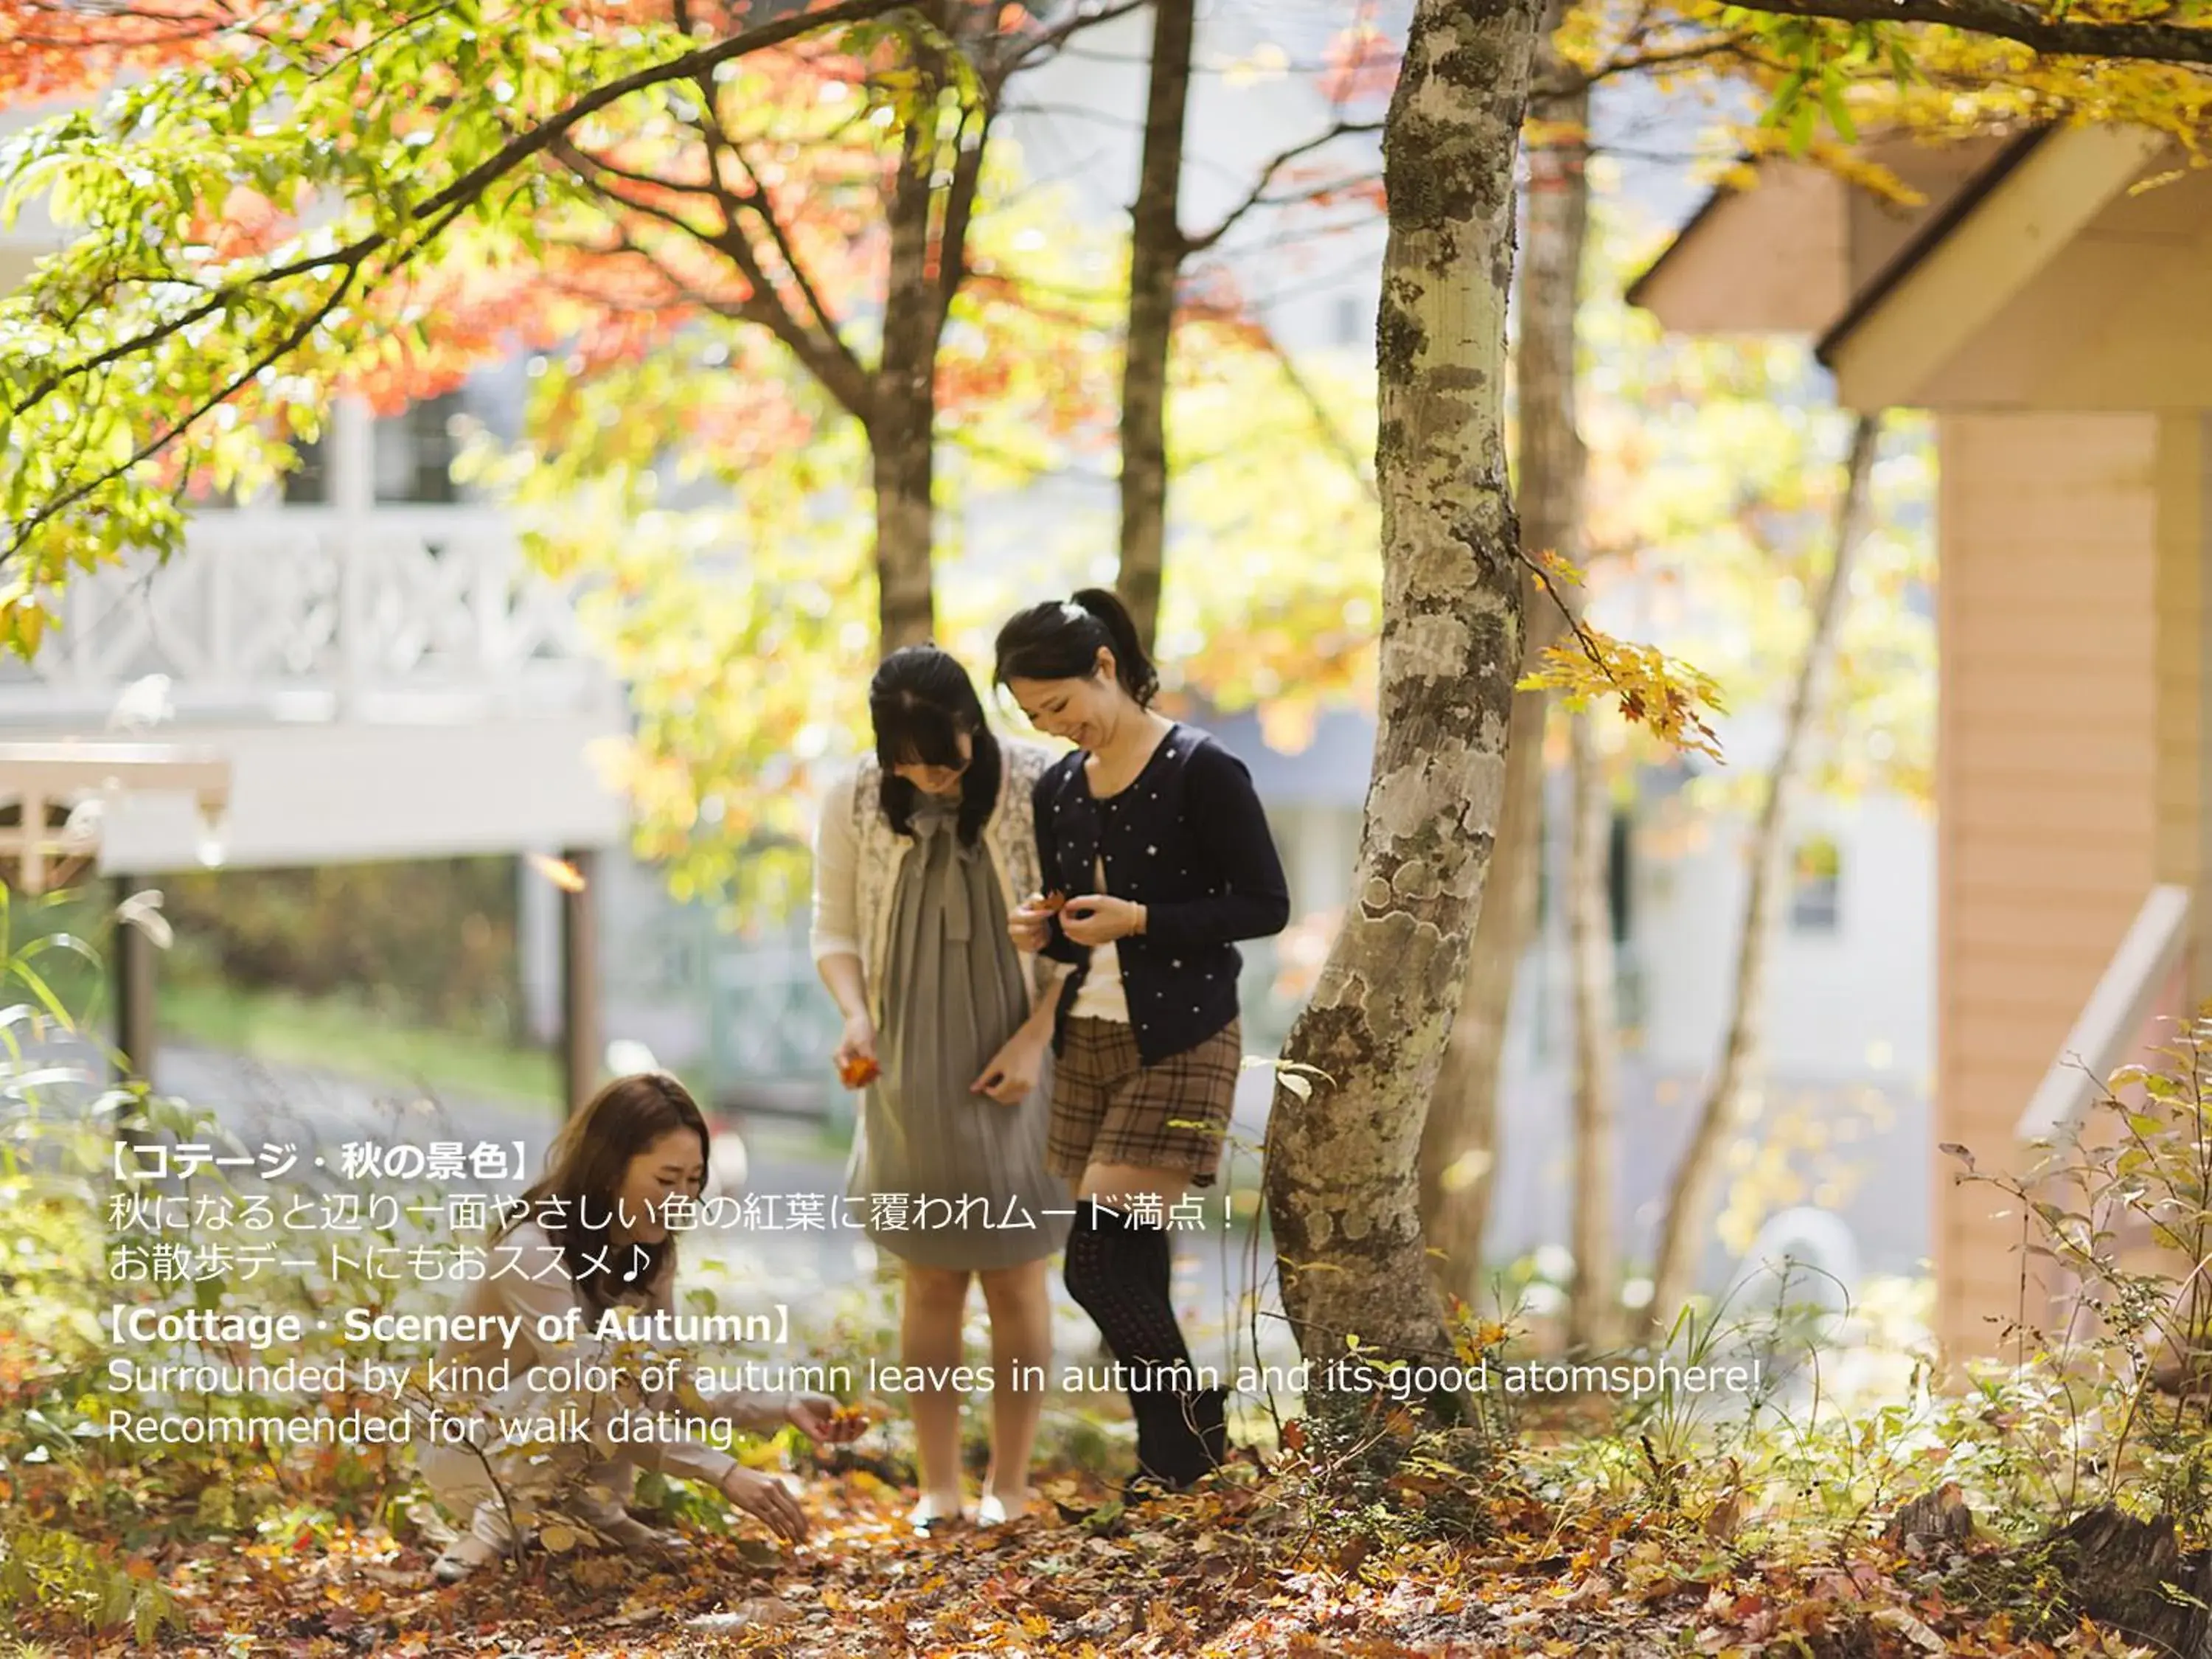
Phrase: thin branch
[
  {"left": 1733, "top": 0, "right": 2212, "bottom": 64},
  {"left": 1183, "top": 119, "right": 1385, "bottom": 254},
  {"left": 557, "top": 153, "right": 873, "bottom": 416},
  {"left": 7, "top": 258, "right": 369, "bottom": 561},
  {"left": 1242, "top": 319, "right": 1377, "bottom": 504},
  {"left": 553, "top": 145, "right": 731, "bottom": 248},
  {"left": 291, "top": 3, "right": 465, "bottom": 93},
  {"left": 725, "top": 137, "right": 866, "bottom": 375},
  {"left": 549, "top": 224, "right": 769, "bottom": 334},
  {"left": 10, "top": 0, "right": 911, "bottom": 421},
  {"left": 676, "top": 54, "right": 869, "bottom": 405},
  {"left": 1513, "top": 544, "right": 1635, "bottom": 705},
  {"left": 934, "top": 102, "right": 992, "bottom": 321},
  {"left": 995, "top": 98, "right": 1147, "bottom": 131},
  {"left": 1556, "top": 35, "right": 1765, "bottom": 92},
  {"left": 991, "top": 0, "right": 1152, "bottom": 83},
  {"left": 548, "top": 140, "right": 727, "bottom": 203}
]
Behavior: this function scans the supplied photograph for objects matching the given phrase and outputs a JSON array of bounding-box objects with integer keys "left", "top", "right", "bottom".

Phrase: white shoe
[
  {"left": 975, "top": 1491, "right": 1034, "bottom": 1527},
  {"left": 906, "top": 1492, "right": 964, "bottom": 1534}
]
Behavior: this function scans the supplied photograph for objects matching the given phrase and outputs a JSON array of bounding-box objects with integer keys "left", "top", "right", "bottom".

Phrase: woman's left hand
[
  {"left": 1059, "top": 894, "right": 1144, "bottom": 946},
  {"left": 973, "top": 1026, "right": 1049, "bottom": 1104},
  {"left": 785, "top": 1394, "right": 867, "bottom": 1444}
]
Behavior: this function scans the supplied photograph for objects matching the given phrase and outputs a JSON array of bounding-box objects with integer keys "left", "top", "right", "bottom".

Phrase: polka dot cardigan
[{"left": 1032, "top": 724, "right": 1290, "bottom": 1065}]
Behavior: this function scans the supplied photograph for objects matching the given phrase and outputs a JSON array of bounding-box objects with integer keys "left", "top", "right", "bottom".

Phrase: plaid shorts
[{"left": 1046, "top": 1017, "right": 1242, "bottom": 1188}]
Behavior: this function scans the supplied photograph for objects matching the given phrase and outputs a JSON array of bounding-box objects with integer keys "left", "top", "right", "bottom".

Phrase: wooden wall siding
[
  {"left": 1629, "top": 162, "right": 1848, "bottom": 335},
  {"left": 1843, "top": 134, "right": 2014, "bottom": 293},
  {"left": 1906, "top": 156, "right": 2212, "bottom": 414},
  {"left": 1937, "top": 411, "right": 2163, "bottom": 1362},
  {"left": 2155, "top": 417, "right": 2211, "bottom": 989}
]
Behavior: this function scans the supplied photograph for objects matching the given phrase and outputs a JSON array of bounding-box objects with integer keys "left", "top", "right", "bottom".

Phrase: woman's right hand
[
  {"left": 718, "top": 1464, "right": 811, "bottom": 1543},
  {"left": 1008, "top": 896, "right": 1051, "bottom": 953},
  {"left": 833, "top": 1013, "right": 877, "bottom": 1088}
]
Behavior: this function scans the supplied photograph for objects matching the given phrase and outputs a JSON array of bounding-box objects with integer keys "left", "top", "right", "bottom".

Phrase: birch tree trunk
[
  {"left": 1565, "top": 704, "right": 1621, "bottom": 1350},
  {"left": 1417, "top": 605, "right": 1546, "bottom": 1308},
  {"left": 1642, "top": 414, "right": 1882, "bottom": 1340},
  {"left": 1265, "top": 0, "right": 1543, "bottom": 1411},
  {"left": 1417, "top": 2, "right": 1585, "bottom": 1311},
  {"left": 1116, "top": 0, "right": 1194, "bottom": 656}
]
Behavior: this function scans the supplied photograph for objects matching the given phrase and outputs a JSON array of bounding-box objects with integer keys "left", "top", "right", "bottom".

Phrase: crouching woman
[{"left": 418, "top": 1072, "right": 861, "bottom": 1582}]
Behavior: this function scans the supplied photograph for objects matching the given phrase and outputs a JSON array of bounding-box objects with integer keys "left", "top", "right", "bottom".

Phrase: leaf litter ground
[{"left": 20, "top": 1461, "right": 2155, "bottom": 1658}]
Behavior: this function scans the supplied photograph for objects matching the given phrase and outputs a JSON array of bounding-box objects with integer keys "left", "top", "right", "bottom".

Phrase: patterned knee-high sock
[{"left": 1064, "top": 1203, "right": 1213, "bottom": 1484}]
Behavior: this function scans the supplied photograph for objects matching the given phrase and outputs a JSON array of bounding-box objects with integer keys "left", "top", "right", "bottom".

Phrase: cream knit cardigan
[{"left": 809, "top": 737, "right": 1057, "bottom": 1024}]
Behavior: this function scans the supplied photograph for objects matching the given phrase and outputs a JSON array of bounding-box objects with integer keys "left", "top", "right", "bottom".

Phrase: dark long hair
[
  {"left": 993, "top": 588, "right": 1159, "bottom": 707},
  {"left": 506, "top": 1071, "right": 709, "bottom": 1314},
  {"left": 870, "top": 645, "right": 1002, "bottom": 849}
]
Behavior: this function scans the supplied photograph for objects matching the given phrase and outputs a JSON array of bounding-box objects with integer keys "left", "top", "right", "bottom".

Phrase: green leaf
[
  {"left": 1820, "top": 80, "right": 1858, "bottom": 144},
  {"left": 1787, "top": 97, "right": 1819, "bottom": 156}
]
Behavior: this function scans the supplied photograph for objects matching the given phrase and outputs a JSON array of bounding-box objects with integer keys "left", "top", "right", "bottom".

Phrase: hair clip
[{"left": 1060, "top": 599, "right": 1088, "bottom": 623}]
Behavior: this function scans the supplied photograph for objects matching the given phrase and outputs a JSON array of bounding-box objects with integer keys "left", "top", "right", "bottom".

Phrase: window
[
  {"left": 1790, "top": 835, "right": 1842, "bottom": 933},
  {"left": 1332, "top": 293, "right": 1366, "bottom": 349},
  {"left": 1606, "top": 810, "right": 1632, "bottom": 944},
  {"left": 1531, "top": 810, "right": 1630, "bottom": 940},
  {"left": 282, "top": 435, "right": 330, "bottom": 505},
  {"left": 374, "top": 392, "right": 466, "bottom": 504},
  {"left": 1534, "top": 827, "right": 1551, "bottom": 929}
]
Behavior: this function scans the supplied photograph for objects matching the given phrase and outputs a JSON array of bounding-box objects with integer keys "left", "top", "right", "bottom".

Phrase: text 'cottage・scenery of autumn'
[{"left": 9, "top": 0, "right": 2212, "bottom": 1653}]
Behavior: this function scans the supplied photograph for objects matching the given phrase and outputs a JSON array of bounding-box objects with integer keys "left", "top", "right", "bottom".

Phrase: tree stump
[
  {"left": 2045, "top": 1506, "right": 2212, "bottom": 1659},
  {"left": 1885, "top": 1483, "right": 1975, "bottom": 1554}
]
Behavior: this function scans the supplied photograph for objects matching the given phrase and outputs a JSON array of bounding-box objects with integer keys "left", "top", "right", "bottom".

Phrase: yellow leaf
[
  {"left": 540, "top": 1524, "right": 580, "bottom": 1554},
  {"left": 526, "top": 852, "right": 588, "bottom": 893}
]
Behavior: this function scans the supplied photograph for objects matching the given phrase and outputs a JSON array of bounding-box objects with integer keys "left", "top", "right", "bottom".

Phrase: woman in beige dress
[{"left": 810, "top": 645, "right": 1073, "bottom": 1530}]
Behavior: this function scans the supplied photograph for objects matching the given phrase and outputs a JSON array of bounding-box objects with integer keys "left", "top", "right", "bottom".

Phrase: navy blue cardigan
[{"left": 1032, "top": 724, "right": 1290, "bottom": 1065}]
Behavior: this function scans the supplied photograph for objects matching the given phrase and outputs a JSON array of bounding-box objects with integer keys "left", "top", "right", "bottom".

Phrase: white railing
[
  {"left": 2017, "top": 883, "right": 2194, "bottom": 1144},
  {"left": 0, "top": 507, "right": 613, "bottom": 728}
]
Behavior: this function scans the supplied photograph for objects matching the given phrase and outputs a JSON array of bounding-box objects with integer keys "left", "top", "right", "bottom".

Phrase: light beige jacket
[{"left": 809, "top": 737, "right": 1057, "bottom": 1024}]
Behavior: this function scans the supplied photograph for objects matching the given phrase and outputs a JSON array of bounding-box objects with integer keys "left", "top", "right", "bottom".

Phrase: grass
[{"left": 159, "top": 978, "right": 562, "bottom": 1106}]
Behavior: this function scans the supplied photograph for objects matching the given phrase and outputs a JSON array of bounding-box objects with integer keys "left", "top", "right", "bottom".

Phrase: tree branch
[
  {"left": 9, "top": 0, "right": 912, "bottom": 422},
  {"left": 723, "top": 137, "right": 869, "bottom": 387},
  {"left": 1261, "top": 329, "right": 1378, "bottom": 504},
  {"left": 933, "top": 100, "right": 992, "bottom": 322},
  {"left": 990, "top": 0, "right": 1153, "bottom": 84},
  {"left": 1183, "top": 119, "right": 1385, "bottom": 254},
  {"left": 7, "top": 256, "right": 371, "bottom": 561},
  {"left": 555, "top": 147, "right": 876, "bottom": 419},
  {"left": 1553, "top": 35, "right": 1764, "bottom": 93},
  {"left": 548, "top": 140, "right": 726, "bottom": 202},
  {"left": 1731, "top": 0, "right": 2212, "bottom": 64}
]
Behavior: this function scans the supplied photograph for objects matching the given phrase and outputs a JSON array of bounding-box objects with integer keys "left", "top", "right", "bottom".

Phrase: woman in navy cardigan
[{"left": 995, "top": 589, "right": 1290, "bottom": 1490}]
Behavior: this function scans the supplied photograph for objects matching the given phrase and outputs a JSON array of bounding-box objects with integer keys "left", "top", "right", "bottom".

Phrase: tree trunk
[
  {"left": 1565, "top": 705, "right": 1620, "bottom": 1350},
  {"left": 1115, "top": 0, "right": 1194, "bottom": 658},
  {"left": 1643, "top": 414, "right": 1882, "bottom": 1340},
  {"left": 1417, "top": 612, "right": 1547, "bottom": 1310},
  {"left": 869, "top": 13, "right": 953, "bottom": 652},
  {"left": 870, "top": 414, "right": 934, "bottom": 650},
  {"left": 1264, "top": 0, "right": 1543, "bottom": 1411},
  {"left": 1417, "top": 0, "right": 1585, "bottom": 1313}
]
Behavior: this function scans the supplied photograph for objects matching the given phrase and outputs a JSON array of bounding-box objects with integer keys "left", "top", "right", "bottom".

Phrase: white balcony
[
  {"left": 0, "top": 507, "right": 613, "bottom": 732},
  {"left": 0, "top": 399, "right": 626, "bottom": 873}
]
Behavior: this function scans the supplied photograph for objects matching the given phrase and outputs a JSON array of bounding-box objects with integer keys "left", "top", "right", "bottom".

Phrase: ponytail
[{"left": 993, "top": 588, "right": 1159, "bottom": 707}]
